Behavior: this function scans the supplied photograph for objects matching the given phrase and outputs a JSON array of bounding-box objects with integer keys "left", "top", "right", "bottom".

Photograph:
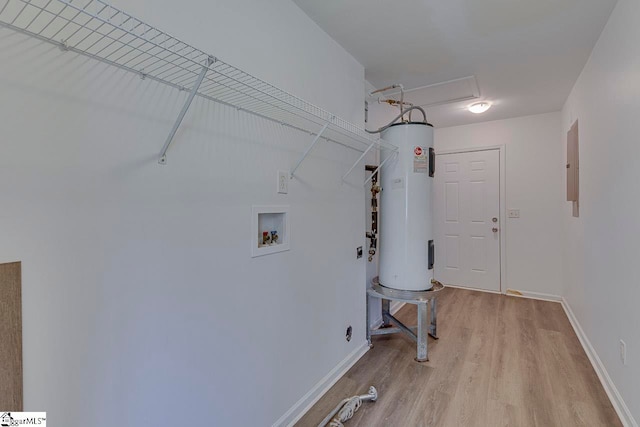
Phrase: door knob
[{"left": 492, "top": 227, "right": 499, "bottom": 233}]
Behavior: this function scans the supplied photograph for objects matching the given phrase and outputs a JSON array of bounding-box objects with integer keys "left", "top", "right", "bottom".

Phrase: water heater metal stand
[{"left": 367, "top": 277, "right": 444, "bottom": 362}]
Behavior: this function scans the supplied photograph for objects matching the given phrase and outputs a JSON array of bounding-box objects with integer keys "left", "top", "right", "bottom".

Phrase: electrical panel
[{"left": 567, "top": 120, "right": 579, "bottom": 217}]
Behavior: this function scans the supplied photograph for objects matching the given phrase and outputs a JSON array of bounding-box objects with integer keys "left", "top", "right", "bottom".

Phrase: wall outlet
[
  {"left": 508, "top": 209, "right": 520, "bottom": 218},
  {"left": 356, "top": 246, "right": 363, "bottom": 259},
  {"left": 277, "top": 170, "right": 288, "bottom": 194},
  {"left": 620, "top": 340, "right": 627, "bottom": 365}
]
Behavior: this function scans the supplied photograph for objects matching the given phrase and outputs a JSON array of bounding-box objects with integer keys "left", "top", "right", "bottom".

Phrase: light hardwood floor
[{"left": 297, "top": 287, "right": 621, "bottom": 427}]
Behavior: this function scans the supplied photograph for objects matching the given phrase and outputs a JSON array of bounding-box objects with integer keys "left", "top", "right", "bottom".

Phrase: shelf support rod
[
  {"left": 290, "top": 122, "right": 330, "bottom": 178},
  {"left": 364, "top": 150, "right": 398, "bottom": 186},
  {"left": 342, "top": 140, "right": 378, "bottom": 182},
  {"left": 158, "top": 56, "right": 215, "bottom": 165}
]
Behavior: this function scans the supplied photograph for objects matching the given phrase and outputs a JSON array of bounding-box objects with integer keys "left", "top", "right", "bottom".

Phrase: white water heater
[{"left": 379, "top": 122, "right": 434, "bottom": 291}]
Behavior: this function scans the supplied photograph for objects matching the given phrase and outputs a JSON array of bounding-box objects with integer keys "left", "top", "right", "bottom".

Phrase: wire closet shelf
[{"left": 0, "top": 0, "right": 397, "bottom": 176}]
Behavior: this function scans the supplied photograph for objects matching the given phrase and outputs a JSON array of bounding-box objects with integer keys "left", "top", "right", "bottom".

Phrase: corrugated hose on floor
[{"left": 317, "top": 386, "right": 378, "bottom": 427}]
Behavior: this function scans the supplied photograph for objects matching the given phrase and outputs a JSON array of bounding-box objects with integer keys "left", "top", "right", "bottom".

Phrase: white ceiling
[{"left": 293, "top": 0, "right": 617, "bottom": 127}]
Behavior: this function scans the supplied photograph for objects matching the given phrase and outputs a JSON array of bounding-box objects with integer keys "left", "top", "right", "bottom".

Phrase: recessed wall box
[{"left": 252, "top": 206, "right": 290, "bottom": 257}]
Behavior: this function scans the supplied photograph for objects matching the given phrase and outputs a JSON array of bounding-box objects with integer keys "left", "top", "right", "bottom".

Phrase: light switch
[
  {"left": 277, "top": 170, "right": 288, "bottom": 194},
  {"left": 508, "top": 209, "right": 520, "bottom": 218}
]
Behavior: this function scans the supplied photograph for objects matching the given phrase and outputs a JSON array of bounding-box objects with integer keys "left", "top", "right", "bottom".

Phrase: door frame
[{"left": 435, "top": 145, "right": 507, "bottom": 294}]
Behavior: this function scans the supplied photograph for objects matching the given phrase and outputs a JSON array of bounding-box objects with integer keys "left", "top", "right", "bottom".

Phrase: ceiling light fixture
[{"left": 468, "top": 102, "right": 491, "bottom": 114}]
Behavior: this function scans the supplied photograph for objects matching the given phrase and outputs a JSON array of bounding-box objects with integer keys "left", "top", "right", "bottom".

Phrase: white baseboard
[
  {"left": 273, "top": 341, "right": 370, "bottom": 427},
  {"left": 444, "top": 284, "right": 562, "bottom": 303},
  {"left": 561, "top": 298, "right": 637, "bottom": 427},
  {"left": 444, "top": 283, "right": 502, "bottom": 295},
  {"left": 505, "top": 289, "right": 562, "bottom": 303}
]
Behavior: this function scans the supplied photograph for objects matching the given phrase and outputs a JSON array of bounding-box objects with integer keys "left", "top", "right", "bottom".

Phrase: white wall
[
  {"left": 562, "top": 0, "right": 640, "bottom": 422},
  {"left": 0, "top": 1, "right": 369, "bottom": 426},
  {"left": 435, "top": 112, "right": 564, "bottom": 297}
]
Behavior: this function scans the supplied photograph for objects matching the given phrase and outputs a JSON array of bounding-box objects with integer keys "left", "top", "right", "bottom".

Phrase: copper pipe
[{"left": 369, "top": 84, "right": 403, "bottom": 95}]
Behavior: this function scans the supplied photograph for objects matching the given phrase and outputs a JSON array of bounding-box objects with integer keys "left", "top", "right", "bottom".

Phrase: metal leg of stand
[
  {"left": 381, "top": 299, "right": 391, "bottom": 327},
  {"left": 368, "top": 279, "right": 444, "bottom": 363},
  {"left": 430, "top": 297, "right": 438, "bottom": 339},
  {"left": 366, "top": 294, "right": 372, "bottom": 347},
  {"left": 416, "top": 301, "right": 429, "bottom": 362}
]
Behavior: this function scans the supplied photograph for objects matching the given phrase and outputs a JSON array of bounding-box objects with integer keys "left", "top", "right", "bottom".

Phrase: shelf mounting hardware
[
  {"left": 342, "top": 140, "right": 379, "bottom": 182},
  {"left": 158, "top": 55, "right": 216, "bottom": 165},
  {"left": 290, "top": 121, "right": 330, "bottom": 178},
  {"left": 364, "top": 150, "right": 398, "bottom": 186}
]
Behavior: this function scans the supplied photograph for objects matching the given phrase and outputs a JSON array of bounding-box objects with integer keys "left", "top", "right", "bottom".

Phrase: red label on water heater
[{"left": 414, "top": 146, "right": 423, "bottom": 156}]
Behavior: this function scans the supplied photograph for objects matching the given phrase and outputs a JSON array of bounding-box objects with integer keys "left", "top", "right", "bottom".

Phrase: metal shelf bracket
[
  {"left": 290, "top": 121, "right": 330, "bottom": 178},
  {"left": 158, "top": 56, "right": 216, "bottom": 165},
  {"left": 342, "top": 140, "right": 379, "bottom": 182}
]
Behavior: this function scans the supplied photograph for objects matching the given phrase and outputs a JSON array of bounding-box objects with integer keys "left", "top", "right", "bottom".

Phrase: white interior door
[{"left": 435, "top": 149, "right": 501, "bottom": 292}]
